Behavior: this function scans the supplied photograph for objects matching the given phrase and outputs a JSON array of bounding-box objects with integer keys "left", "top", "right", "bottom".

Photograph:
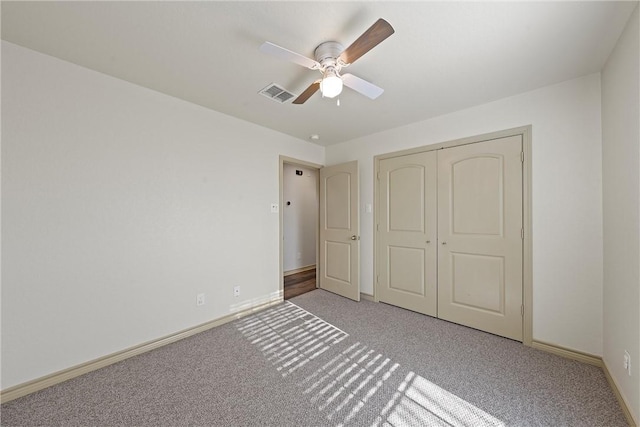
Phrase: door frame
[
  {"left": 279, "top": 156, "right": 323, "bottom": 298},
  {"left": 373, "top": 126, "right": 533, "bottom": 345}
]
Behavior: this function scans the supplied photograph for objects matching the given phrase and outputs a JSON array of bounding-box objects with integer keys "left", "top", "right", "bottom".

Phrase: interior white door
[
  {"left": 377, "top": 152, "right": 437, "bottom": 316},
  {"left": 319, "top": 161, "right": 360, "bottom": 301},
  {"left": 437, "top": 135, "right": 523, "bottom": 341}
]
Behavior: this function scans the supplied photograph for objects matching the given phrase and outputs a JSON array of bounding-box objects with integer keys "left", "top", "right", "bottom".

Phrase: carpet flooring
[{"left": 1, "top": 289, "right": 627, "bottom": 426}]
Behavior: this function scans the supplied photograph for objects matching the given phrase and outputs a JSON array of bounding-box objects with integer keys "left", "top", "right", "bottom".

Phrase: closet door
[
  {"left": 437, "top": 135, "right": 523, "bottom": 341},
  {"left": 377, "top": 151, "right": 437, "bottom": 316}
]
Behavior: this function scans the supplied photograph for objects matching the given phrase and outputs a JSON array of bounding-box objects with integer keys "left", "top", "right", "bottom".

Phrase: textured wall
[
  {"left": 283, "top": 164, "right": 318, "bottom": 272},
  {"left": 327, "top": 73, "right": 604, "bottom": 356},
  {"left": 1, "top": 41, "right": 324, "bottom": 389},
  {"left": 602, "top": 5, "right": 640, "bottom": 423}
]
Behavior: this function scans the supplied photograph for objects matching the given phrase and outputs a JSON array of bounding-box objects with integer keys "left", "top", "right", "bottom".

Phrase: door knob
[
  {"left": 350, "top": 235, "right": 359, "bottom": 240},
  {"left": 441, "top": 241, "right": 447, "bottom": 245}
]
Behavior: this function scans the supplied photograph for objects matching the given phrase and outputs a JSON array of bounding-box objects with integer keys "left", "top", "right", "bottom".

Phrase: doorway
[
  {"left": 280, "top": 157, "right": 321, "bottom": 300},
  {"left": 279, "top": 156, "right": 362, "bottom": 302}
]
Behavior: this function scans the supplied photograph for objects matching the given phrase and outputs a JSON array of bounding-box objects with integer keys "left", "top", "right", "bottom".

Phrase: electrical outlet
[
  {"left": 624, "top": 351, "right": 631, "bottom": 376},
  {"left": 196, "top": 293, "right": 205, "bottom": 306},
  {"left": 270, "top": 203, "right": 279, "bottom": 213},
  {"left": 233, "top": 286, "right": 240, "bottom": 297}
]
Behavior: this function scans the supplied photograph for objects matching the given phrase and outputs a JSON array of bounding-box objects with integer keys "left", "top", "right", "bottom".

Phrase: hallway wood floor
[{"left": 284, "top": 268, "right": 316, "bottom": 299}]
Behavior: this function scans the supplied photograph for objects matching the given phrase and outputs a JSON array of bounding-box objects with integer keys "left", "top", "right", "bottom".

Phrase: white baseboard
[
  {"left": 0, "top": 297, "right": 283, "bottom": 404},
  {"left": 284, "top": 264, "right": 316, "bottom": 276},
  {"left": 532, "top": 340, "right": 636, "bottom": 426},
  {"left": 531, "top": 340, "right": 602, "bottom": 366},
  {"left": 602, "top": 360, "right": 638, "bottom": 426}
]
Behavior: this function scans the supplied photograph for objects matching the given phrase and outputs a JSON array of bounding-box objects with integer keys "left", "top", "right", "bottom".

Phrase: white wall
[
  {"left": 326, "top": 74, "right": 604, "bottom": 356},
  {"left": 0, "top": 41, "right": 324, "bottom": 390},
  {"left": 283, "top": 164, "right": 318, "bottom": 271},
  {"left": 602, "top": 5, "right": 640, "bottom": 423}
]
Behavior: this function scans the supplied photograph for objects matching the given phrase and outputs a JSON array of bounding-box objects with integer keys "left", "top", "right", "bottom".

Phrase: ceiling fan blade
[
  {"left": 259, "top": 42, "right": 320, "bottom": 70},
  {"left": 341, "top": 73, "right": 384, "bottom": 99},
  {"left": 338, "top": 18, "right": 395, "bottom": 65},
  {"left": 293, "top": 81, "right": 320, "bottom": 104}
]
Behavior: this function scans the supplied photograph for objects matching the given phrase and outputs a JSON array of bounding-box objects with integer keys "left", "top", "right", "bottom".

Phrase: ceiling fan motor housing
[{"left": 314, "top": 41, "right": 345, "bottom": 70}]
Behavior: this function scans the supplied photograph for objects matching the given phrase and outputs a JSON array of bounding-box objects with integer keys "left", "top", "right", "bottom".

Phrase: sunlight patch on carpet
[
  {"left": 371, "top": 372, "right": 505, "bottom": 427},
  {"left": 236, "top": 301, "right": 504, "bottom": 427}
]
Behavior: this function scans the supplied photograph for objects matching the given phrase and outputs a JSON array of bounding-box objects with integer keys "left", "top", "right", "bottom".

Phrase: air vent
[{"left": 259, "top": 83, "right": 295, "bottom": 103}]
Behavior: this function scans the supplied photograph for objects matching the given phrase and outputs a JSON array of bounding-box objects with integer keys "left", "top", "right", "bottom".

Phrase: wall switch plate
[
  {"left": 233, "top": 286, "right": 240, "bottom": 297},
  {"left": 270, "top": 203, "right": 279, "bottom": 213},
  {"left": 196, "top": 293, "right": 205, "bottom": 306}
]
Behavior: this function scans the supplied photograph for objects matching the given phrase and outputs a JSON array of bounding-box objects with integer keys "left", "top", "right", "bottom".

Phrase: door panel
[
  {"left": 325, "top": 173, "right": 351, "bottom": 229},
  {"left": 452, "top": 156, "right": 503, "bottom": 235},
  {"left": 438, "top": 135, "right": 523, "bottom": 341},
  {"left": 326, "top": 241, "right": 351, "bottom": 283},
  {"left": 377, "top": 152, "right": 437, "bottom": 316},
  {"left": 389, "top": 246, "right": 425, "bottom": 294},
  {"left": 451, "top": 253, "right": 504, "bottom": 313},
  {"left": 320, "top": 161, "right": 360, "bottom": 301}
]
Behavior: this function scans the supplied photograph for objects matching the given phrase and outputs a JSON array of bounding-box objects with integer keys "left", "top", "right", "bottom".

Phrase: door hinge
[
  {"left": 521, "top": 305, "right": 524, "bottom": 317},
  {"left": 376, "top": 224, "right": 379, "bottom": 231},
  {"left": 376, "top": 275, "right": 379, "bottom": 284},
  {"left": 521, "top": 228, "right": 524, "bottom": 239},
  {"left": 377, "top": 172, "right": 380, "bottom": 180},
  {"left": 521, "top": 151, "right": 524, "bottom": 163}
]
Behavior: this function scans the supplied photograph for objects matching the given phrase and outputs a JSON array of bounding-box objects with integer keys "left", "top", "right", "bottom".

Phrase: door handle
[
  {"left": 350, "top": 235, "right": 359, "bottom": 241},
  {"left": 441, "top": 241, "right": 447, "bottom": 245}
]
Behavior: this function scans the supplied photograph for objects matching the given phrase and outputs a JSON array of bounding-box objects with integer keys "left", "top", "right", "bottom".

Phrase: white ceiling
[{"left": 2, "top": 1, "right": 636, "bottom": 146}]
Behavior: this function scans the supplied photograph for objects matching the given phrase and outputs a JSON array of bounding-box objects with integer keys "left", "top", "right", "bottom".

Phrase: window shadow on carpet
[{"left": 236, "top": 302, "right": 504, "bottom": 427}]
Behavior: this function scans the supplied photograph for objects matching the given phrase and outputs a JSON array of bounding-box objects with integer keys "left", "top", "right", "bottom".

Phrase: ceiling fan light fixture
[{"left": 320, "top": 68, "right": 343, "bottom": 98}]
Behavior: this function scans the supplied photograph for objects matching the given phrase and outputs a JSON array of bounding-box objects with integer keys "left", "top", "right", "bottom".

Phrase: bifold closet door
[
  {"left": 377, "top": 151, "right": 437, "bottom": 316},
  {"left": 437, "top": 135, "right": 523, "bottom": 341}
]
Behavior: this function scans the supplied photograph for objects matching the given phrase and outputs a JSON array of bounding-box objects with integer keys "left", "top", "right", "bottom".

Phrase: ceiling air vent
[{"left": 259, "top": 83, "right": 295, "bottom": 104}]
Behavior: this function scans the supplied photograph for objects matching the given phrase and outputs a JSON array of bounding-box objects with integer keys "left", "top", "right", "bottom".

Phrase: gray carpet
[{"left": 1, "top": 289, "right": 627, "bottom": 426}]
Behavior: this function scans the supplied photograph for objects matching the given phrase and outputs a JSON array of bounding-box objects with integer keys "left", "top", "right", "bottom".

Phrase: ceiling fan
[{"left": 259, "top": 19, "right": 395, "bottom": 104}]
